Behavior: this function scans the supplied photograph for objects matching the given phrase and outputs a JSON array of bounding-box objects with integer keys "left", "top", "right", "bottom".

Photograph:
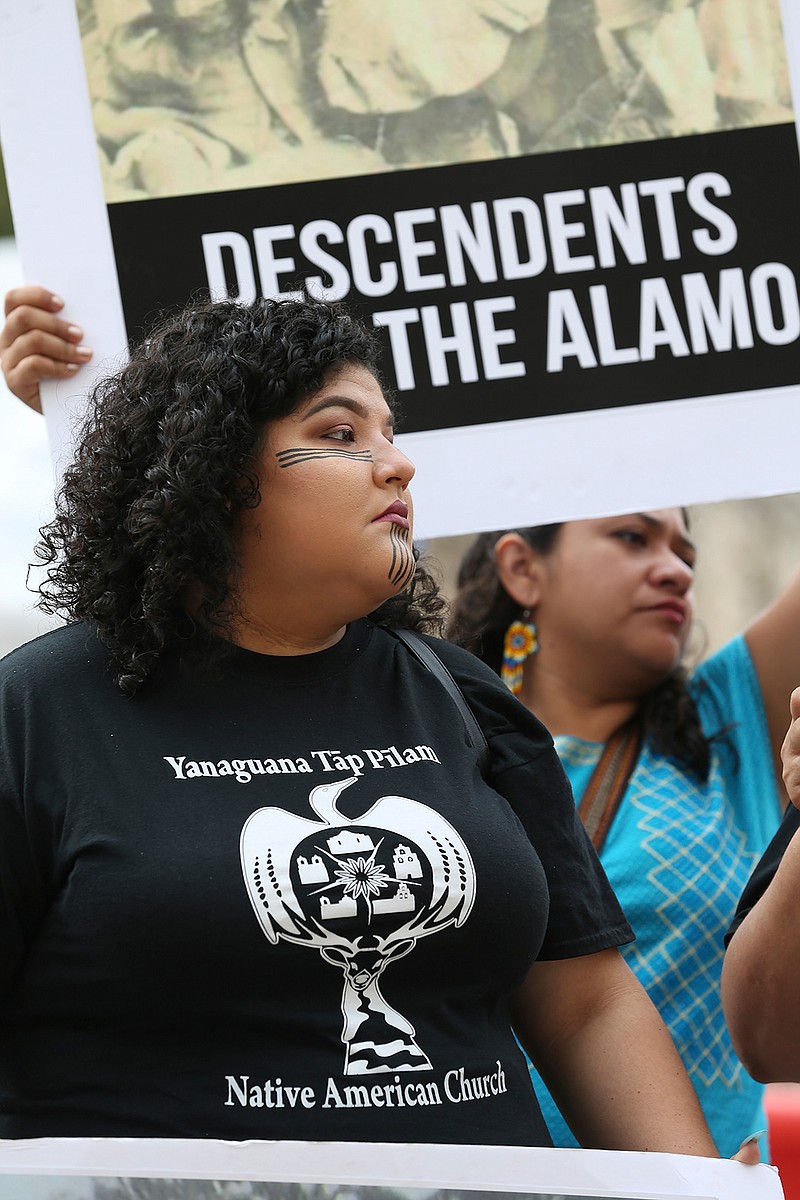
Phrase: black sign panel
[{"left": 108, "top": 123, "right": 800, "bottom": 434}]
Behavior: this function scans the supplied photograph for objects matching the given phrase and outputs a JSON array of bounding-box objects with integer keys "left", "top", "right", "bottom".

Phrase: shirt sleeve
[
  {"left": 0, "top": 645, "right": 62, "bottom": 995},
  {"left": 693, "top": 634, "right": 782, "bottom": 842},
  {"left": 725, "top": 802, "right": 800, "bottom": 945},
  {"left": 423, "top": 636, "right": 634, "bottom": 960}
]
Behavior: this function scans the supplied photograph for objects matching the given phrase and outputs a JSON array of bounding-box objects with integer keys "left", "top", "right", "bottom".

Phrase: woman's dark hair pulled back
[
  {"left": 448, "top": 522, "right": 711, "bottom": 781},
  {"left": 35, "top": 295, "right": 445, "bottom": 694}
]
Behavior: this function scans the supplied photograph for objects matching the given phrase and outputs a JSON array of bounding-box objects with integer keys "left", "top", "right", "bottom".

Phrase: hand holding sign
[{"left": 0, "top": 287, "right": 92, "bottom": 414}]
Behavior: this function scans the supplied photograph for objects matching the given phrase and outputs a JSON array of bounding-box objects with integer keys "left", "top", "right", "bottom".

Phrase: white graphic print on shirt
[{"left": 240, "top": 775, "right": 476, "bottom": 1075}]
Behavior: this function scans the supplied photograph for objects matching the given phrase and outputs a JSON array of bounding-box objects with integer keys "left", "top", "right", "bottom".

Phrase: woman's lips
[
  {"left": 648, "top": 601, "right": 688, "bottom": 625},
  {"left": 373, "top": 500, "right": 410, "bottom": 529}
]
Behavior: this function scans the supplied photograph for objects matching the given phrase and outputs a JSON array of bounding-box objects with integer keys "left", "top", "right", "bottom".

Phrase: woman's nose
[
  {"left": 653, "top": 550, "right": 694, "bottom": 592},
  {"left": 376, "top": 442, "right": 415, "bottom": 488}
]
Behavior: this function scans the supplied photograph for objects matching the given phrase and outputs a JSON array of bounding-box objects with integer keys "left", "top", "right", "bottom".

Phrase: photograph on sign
[{"left": 0, "top": 1180, "right": 714, "bottom": 1200}]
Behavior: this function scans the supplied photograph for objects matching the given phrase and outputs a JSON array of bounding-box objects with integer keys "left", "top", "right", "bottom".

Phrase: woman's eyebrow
[
  {"left": 301, "top": 395, "right": 394, "bottom": 431},
  {"left": 636, "top": 512, "right": 697, "bottom": 557}
]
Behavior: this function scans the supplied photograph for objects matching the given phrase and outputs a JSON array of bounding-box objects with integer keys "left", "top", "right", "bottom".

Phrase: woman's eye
[
  {"left": 613, "top": 529, "right": 646, "bottom": 547},
  {"left": 325, "top": 427, "right": 355, "bottom": 443}
]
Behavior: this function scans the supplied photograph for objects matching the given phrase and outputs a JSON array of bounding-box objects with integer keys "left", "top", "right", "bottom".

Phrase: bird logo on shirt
[{"left": 240, "top": 775, "right": 476, "bottom": 1074}]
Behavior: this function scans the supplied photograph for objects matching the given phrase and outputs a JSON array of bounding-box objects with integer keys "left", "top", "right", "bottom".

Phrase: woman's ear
[{"left": 493, "top": 533, "right": 544, "bottom": 610}]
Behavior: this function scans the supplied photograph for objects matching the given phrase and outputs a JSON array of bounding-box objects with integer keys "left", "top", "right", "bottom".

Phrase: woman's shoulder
[
  {"left": 692, "top": 633, "right": 751, "bottom": 687},
  {"left": 691, "top": 633, "right": 761, "bottom": 724},
  {"left": 390, "top": 629, "right": 556, "bottom": 760},
  {"left": 0, "top": 622, "right": 108, "bottom": 691},
  {"left": 691, "top": 633, "right": 781, "bottom": 826},
  {"left": 398, "top": 629, "right": 508, "bottom": 692}
]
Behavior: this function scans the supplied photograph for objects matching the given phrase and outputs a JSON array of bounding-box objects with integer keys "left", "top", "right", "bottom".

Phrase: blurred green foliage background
[{"left": 0, "top": 148, "right": 13, "bottom": 237}]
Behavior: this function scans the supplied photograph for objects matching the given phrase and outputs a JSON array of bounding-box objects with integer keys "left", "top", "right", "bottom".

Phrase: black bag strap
[{"left": 391, "top": 628, "right": 490, "bottom": 778}]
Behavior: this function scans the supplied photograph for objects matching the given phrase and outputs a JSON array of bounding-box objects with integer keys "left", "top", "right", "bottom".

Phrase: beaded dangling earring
[{"left": 501, "top": 609, "right": 538, "bottom": 694}]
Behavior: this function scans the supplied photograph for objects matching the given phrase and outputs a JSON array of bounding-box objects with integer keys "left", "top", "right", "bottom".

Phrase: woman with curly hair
[
  {"left": 448, "top": 515, "right": 798, "bottom": 1155},
  {"left": 0, "top": 289, "right": 746, "bottom": 1157}
]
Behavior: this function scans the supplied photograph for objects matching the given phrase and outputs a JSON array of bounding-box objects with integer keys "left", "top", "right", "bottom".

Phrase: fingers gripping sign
[
  {"left": 781, "top": 685, "right": 800, "bottom": 810},
  {"left": 1, "top": 286, "right": 93, "bottom": 413}
]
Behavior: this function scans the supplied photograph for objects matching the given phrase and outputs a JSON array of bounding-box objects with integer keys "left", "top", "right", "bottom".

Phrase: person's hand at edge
[
  {"left": 781, "top": 686, "right": 800, "bottom": 809},
  {"left": 1, "top": 286, "right": 92, "bottom": 413},
  {"left": 730, "top": 1128, "right": 765, "bottom": 1165}
]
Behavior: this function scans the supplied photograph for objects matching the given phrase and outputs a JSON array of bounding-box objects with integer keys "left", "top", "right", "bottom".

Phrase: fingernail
[
  {"left": 740, "top": 1129, "right": 767, "bottom": 1147},
  {"left": 64, "top": 363, "right": 79, "bottom": 375},
  {"left": 75, "top": 345, "right": 93, "bottom": 360},
  {"left": 66, "top": 325, "right": 84, "bottom": 340},
  {"left": 50, "top": 294, "right": 65, "bottom": 309}
]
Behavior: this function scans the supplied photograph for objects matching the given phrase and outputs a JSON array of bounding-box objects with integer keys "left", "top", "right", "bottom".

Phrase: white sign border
[
  {"left": 0, "top": 1138, "right": 783, "bottom": 1200},
  {"left": 0, "top": 1, "right": 126, "bottom": 471}
]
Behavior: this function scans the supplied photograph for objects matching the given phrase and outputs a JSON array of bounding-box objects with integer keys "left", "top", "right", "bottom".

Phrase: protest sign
[{"left": 0, "top": 2, "right": 799, "bottom": 533}]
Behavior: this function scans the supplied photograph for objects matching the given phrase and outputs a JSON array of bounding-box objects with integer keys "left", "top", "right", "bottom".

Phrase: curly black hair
[
  {"left": 35, "top": 295, "right": 446, "bottom": 695},
  {"left": 448, "top": 523, "right": 711, "bottom": 782}
]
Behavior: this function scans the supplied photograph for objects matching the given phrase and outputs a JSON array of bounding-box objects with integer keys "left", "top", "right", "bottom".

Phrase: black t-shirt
[
  {"left": 0, "top": 620, "right": 631, "bottom": 1143},
  {"left": 726, "top": 803, "right": 800, "bottom": 944}
]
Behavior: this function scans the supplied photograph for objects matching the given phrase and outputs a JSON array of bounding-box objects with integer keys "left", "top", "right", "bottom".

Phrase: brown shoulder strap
[{"left": 577, "top": 719, "right": 643, "bottom": 852}]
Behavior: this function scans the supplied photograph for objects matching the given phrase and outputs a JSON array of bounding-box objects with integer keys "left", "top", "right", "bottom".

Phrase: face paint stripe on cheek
[{"left": 275, "top": 448, "right": 373, "bottom": 468}]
